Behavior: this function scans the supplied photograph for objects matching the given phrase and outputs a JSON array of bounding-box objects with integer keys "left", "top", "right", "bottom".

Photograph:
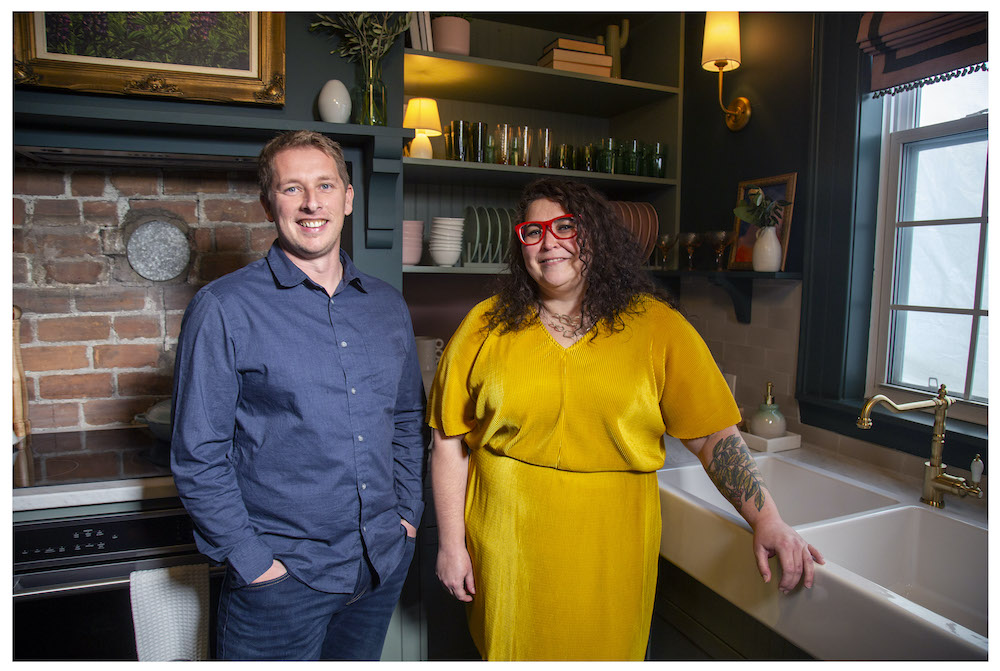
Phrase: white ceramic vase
[
  {"left": 318, "top": 79, "right": 352, "bottom": 124},
  {"left": 752, "top": 225, "right": 782, "bottom": 272}
]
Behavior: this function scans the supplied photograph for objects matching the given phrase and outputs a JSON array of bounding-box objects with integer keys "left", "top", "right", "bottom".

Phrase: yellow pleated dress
[{"left": 427, "top": 295, "right": 741, "bottom": 661}]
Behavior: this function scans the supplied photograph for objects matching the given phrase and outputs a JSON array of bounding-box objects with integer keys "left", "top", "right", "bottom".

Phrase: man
[{"left": 171, "top": 130, "right": 425, "bottom": 660}]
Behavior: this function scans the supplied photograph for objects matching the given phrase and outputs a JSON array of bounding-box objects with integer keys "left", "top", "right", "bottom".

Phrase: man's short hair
[{"left": 258, "top": 130, "right": 351, "bottom": 203}]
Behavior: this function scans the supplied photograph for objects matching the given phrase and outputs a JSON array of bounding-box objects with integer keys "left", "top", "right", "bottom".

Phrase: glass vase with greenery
[{"left": 310, "top": 12, "right": 411, "bottom": 126}]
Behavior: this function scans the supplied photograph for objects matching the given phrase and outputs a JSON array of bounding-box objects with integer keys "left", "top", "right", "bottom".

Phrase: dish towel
[{"left": 129, "top": 564, "right": 210, "bottom": 661}]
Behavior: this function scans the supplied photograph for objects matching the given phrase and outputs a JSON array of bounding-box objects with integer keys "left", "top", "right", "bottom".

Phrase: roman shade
[{"left": 857, "top": 12, "right": 987, "bottom": 97}]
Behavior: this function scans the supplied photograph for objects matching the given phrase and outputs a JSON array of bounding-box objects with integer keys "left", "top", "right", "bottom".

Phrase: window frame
[
  {"left": 866, "top": 112, "right": 989, "bottom": 424},
  {"left": 794, "top": 13, "right": 987, "bottom": 469}
]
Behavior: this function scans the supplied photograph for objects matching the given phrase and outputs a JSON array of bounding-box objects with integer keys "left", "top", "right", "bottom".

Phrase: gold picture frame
[
  {"left": 13, "top": 12, "right": 285, "bottom": 106},
  {"left": 728, "top": 172, "right": 797, "bottom": 271}
]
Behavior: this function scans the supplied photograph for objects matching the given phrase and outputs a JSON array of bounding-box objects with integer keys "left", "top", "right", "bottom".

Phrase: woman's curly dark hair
[{"left": 484, "top": 178, "right": 676, "bottom": 337}]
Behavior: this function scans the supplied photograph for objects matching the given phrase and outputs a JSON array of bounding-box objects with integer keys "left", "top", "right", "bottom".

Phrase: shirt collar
[{"left": 266, "top": 241, "right": 368, "bottom": 294}]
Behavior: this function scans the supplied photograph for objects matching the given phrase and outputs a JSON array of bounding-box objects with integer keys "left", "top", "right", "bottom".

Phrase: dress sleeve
[
  {"left": 656, "top": 305, "right": 742, "bottom": 439},
  {"left": 426, "top": 299, "right": 492, "bottom": 439}
]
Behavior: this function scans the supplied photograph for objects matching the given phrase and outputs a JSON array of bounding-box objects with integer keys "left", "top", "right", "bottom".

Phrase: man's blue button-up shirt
[{"left": 170, "top": 243, "right": 426, "bottom": 592}]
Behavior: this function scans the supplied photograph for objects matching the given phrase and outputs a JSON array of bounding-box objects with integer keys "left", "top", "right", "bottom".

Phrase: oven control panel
[{"left": 14, "top": 508, "right": 197, "bottom": 571}]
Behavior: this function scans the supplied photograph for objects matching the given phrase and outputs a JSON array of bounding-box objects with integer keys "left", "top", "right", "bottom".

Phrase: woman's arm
[
  {"left": 681, "top": 425, "right": 825, "bottom": 593},
  {"left": 430, "top": 427, "right": 476, "bottom": 602}
]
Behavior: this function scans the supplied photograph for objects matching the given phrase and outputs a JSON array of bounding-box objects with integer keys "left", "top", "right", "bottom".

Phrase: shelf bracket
[{"left": 706, "top": 275, "right": 753, "bottom": 324}]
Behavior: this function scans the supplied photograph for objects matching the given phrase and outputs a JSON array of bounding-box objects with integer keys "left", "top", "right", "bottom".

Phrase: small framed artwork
[
  {"left": 729, "top": 172, "right": 797, "bottom": 271},
  {"left": 13, "top": 12, "right": 285, "bottom": 106}
]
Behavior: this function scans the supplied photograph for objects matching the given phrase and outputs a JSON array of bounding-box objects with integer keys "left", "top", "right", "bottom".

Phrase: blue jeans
[{"left": 216, "top": 537, "right": 415, "bottom": 660}]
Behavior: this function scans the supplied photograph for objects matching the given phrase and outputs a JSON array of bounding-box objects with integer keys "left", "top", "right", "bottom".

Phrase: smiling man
[{"left": 170, "top": 130, "right": 426, "bottom": 660}]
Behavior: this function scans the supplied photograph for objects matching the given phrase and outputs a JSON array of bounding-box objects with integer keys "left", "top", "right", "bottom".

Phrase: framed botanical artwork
[
  {"left": 13, "top": 12, "right": 285, "bottom": 106},
  {"left": 729, "top": 172, "right": 797, "bottom": 271}
]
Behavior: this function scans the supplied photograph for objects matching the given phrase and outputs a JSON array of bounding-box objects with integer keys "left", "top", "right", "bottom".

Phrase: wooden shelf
[
  {"left": 404, "top": 49, "right": 678, "bottom": 117},
  {"left": 650, "top": 270, "right": 803, "bottom": 324},
  {"left": 403, "top": 157, "right": 676, "bottom": 192},
  {"left": 404, "top": 264, "right": 507, "bottom": 275}
]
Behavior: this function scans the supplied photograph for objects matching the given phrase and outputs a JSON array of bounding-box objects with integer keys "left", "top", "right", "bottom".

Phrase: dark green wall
[
  {"left": 680, "top": 12, "right": 814, "bottom": 273},
  {"left": 14, "top": 13, "right": 405, "bottom": 128}
]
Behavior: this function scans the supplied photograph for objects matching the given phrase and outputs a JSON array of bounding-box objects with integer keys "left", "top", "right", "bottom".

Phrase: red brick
[
  {"left": 37, "top": 315, "right": 112, "bottom": 342},
  {"left": 13, "top": 168, "right": 65, "bottom": 196},
  {"left": 13, "top": 227, "right": 33, "bottom": 254},
  {"left": 32, "top": 199, "right": 81, "bottom": 226},
  {"left": 12, "top": 289, "right": 74, "bottom": 315},
  {"left": 34, "top": 228, "right": 102, "bottom": 257},
  {"left": 163, "top": 170, "right": 230, "bottom": 195},
  {"left": 83, "top": 398, "right": 153, "bottom": 427},
  {"left": 118, "top": 371, "right": 173, "bottom": 397},
  {"left": 12, "top": 257, "right": 29, "bottom": 284},
  {"left": 94, "top": 344, "right": 161, "bottom": 369},
  {"left": 14, "top": 198, "right": 26, "bottom": 227},
  {"left": 192, "top": 228, "right": 213, "bottom": 251},
  {"left": 215, "top": 225, "right": 248, "bottom": 251},
  {"left": 251, "top": 227, "right": 276, "bottom": 252},
  {"left": 231, "top": 173, "right": 259, "bottom": 194},
  {"left": 111, "top": 172, "right": 159, "bottom": 196},
  {"left": 20, "top": 345, "right": 90, "bottom": 372},
  {"left": 198, "top": 253, "right": 260, "bottom": 282},
  {"left": 204, "top": 198, "right": 266, "bottom": 223},
  {"left": 83, "top": 200, "right": 118, "bottom": 226},
  {"left": 127, "top": 199, "right": 197, "bottom": 221},
  {"left": 76, "top": 287, "right": 148, "bottom": 312},
  {"left": 114, "top": 315, "right": 161, "bottom": 339},
  {"left": 165, "top": 312, "right": 185, "bottom": 340},
  {"left": 162, "top": 284, "right": 199, "bottom": 311},
  {"left": 44, "top": 259, "right": 106, "bottom": 284},
  {"left": 39, "top": 372, "right": 113, "bottom": 399},
  {"left": 28, "top": 402, "right": 80, "bottom": 430},
  {"left": 71, "top": 171, "right": 108, "bottom": 197}
]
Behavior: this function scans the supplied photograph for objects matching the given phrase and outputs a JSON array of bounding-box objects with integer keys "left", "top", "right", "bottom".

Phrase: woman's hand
[
  {"left": 436, "top": 545, "right": 476, "bottom": 602},
  {"left": 751, "top": 512, "right": 825, "bottom": 593}
]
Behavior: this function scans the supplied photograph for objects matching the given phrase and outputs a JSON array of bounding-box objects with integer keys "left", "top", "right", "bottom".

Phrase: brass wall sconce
[{"left": 702, "top": 11, "right": 751, "bottom": 132}]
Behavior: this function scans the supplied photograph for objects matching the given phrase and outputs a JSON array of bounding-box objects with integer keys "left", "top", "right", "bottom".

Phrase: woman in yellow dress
[{"left": 428, "top": 178, "right": 823, "bottom": 661}]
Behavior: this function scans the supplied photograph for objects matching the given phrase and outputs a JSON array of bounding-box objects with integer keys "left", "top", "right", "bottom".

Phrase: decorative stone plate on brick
[{"left": 126, "top": 220, "right": 190, "bottom": 281}]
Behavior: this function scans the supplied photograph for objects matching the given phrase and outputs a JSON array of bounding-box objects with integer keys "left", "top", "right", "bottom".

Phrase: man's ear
[{"left": 260, "top": 193, "right": 275, "bottom": 222}]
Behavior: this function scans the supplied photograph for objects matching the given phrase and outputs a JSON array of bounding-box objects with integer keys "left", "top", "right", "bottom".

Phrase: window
[{"left": 867, "top": 71, "right": 988, "bottom": 423}]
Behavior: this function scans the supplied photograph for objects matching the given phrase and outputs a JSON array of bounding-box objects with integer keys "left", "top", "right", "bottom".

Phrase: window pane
[
  {"left": 970, "top": 318, "right": 988, "bottom": 402},
  {"left": 981, "top": 226, "right": 989, "bottom": 309},
  {"left": 918, "top": 71, "right": 989, "bottom": 127},
  {"left": 894, "top": 224, "right": 980, "bottom": 308},
  {"left": 899, "top": 133, "right": 987, "bottom": 221},
  {"left": 888, "top": 310, "right": 970, "bottom": 394}
]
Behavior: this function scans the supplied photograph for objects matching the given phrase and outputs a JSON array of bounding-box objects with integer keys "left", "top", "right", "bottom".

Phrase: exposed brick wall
[{"left": 13, "top": 161, "right": 276, "bottom": 433}]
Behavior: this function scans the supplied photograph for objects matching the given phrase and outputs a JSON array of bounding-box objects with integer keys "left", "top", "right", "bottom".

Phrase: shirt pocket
[{"left": 361, "top": 332, "right": 407, "bottom": 403}]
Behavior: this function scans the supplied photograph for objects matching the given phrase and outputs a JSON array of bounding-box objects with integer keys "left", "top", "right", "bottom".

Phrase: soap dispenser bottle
[{"left": 749, "top": 382, "right": 786, "bottom": 438}]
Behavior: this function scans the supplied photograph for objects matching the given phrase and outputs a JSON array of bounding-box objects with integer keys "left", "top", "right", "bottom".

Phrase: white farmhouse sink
[
  {"left": 798, "top": 506, "right": 987, "bottom": 638},
  {"left": 657, "top": 453, "right": 899, "bottom": 526},
  {"left": 658, "top": 454, "right": 988, "bottom": 660}
]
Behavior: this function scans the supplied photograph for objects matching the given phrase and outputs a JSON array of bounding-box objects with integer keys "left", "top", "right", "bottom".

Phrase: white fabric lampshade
[
  {"left": 403, "top": 98, "right": 443, "bottom": 136},
  {"left": 702, "top": 12, "right": 742, "bottom": 72}
]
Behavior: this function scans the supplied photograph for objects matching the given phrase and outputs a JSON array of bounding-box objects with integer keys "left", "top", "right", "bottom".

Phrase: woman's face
[{"left": 520, "top": 198, "right": 587, "bottom": 301}]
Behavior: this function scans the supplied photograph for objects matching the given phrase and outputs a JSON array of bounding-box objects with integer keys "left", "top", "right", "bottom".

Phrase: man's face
[{"left": 260, "top": 146, "right": 354, "bottom": 265}]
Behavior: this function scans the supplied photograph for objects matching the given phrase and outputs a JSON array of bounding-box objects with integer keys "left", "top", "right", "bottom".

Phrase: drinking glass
[
  {"left": 469, "top": 121, "right": 488, "bottom": 162},
  {"left": 678, "top": 232, "right": 702, "bottom": 270},
  {"left": 557, "top": 144, "right": 574, "bottom": 169},
  {"left": 450, "top": 120, "right": 470, "bottom": 161},
  {"left": 656, "top": 232, "right": 679, "bottom": 270},
  {"left": 495, "top": 123, "right": 512, "bottom": 165},
  {"left": 704, "top": 230, "right": 738, "bottom": 270},
  {"left": 537, "top": 128, "right": 554, "bottom": 168}
]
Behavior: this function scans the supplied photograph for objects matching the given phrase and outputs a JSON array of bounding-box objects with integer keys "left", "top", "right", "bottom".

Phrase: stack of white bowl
[
  {"left": 428, "top": 217, "right": 464, "bottom": 266},
  {"left": 402, "top": 220, "right": 424, "bottom": 265}
]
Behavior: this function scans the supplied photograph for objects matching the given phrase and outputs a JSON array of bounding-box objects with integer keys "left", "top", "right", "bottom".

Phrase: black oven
[{"left": 13, "top": 429, "right": 223, "bottom": 661}]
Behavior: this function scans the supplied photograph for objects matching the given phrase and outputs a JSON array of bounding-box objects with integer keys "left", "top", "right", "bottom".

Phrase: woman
[{"left": 428, "top": 179, "right": 822, "bottom": 661}]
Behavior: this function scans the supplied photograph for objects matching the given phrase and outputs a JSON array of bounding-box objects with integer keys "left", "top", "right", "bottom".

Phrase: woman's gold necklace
[{"left": 539, "top": 305, "right": 590, "bottom": 339}]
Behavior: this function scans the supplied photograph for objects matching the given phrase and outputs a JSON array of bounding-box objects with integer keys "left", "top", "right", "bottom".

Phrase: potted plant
[
  {"left": 311, "top": 12, "right": 411, "bottom": 125},
  {"left": 431, "top": 13, "right": 470, "bottom": 56},
  {"left": 733, "top": 186, "right": 791, "bottom": 271}
]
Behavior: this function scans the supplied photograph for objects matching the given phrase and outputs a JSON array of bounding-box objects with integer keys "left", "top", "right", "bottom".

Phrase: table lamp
[{"left": 403, "top": 97, "right": 442, "bottom": 159}]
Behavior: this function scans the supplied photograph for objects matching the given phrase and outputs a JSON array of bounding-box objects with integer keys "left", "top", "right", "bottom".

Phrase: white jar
[{"left": 318, "top": 79, "right": 352, "bottom": 124}]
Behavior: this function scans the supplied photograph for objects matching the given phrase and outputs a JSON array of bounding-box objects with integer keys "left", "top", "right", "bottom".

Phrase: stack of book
[{"left": 537, "top": 38, "right": 612, "bottom": 77}]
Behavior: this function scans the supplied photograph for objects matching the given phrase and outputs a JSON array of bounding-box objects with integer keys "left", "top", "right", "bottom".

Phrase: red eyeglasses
[{"left": 515, "top": 214, "right": 578, "bottom": 245}]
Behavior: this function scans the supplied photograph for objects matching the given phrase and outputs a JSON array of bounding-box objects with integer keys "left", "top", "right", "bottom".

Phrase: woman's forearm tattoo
[{"left": 706, "top": 434, "right": 767, "bottom": 512}]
